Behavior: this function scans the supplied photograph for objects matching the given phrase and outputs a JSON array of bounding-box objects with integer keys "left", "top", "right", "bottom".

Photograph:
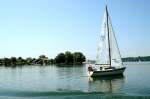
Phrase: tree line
[
  {"left": 122, "top": 56, "right": 150, "bottom": 62},
  {"left": 55, "top": 51, "right": 86, "bottom": 65},
  {"left": 0, "top": 51, "right": 86, "bottom": 66}
]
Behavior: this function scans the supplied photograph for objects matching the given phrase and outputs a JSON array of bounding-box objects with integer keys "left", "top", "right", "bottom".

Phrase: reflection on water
[
  {"left": 0, "top": 62, "right": 150, "bottom": 98},
  {"left": 88, "top": 75, "right": 125, "bottom": 93}
]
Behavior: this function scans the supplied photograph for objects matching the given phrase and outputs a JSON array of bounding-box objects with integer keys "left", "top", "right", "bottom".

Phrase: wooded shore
[{"left": 0, "top": 51, "right": 86, "bottom": 66}]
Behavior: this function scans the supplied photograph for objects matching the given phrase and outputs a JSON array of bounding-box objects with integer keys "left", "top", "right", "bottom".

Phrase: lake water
[{"left": 0, "top": 62, "right": 150, "bottom": 99}]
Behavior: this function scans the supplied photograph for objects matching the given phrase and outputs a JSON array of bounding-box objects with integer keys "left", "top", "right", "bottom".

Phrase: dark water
[{"left": 0, "top": 62, "right": 150, "bottom": 99}]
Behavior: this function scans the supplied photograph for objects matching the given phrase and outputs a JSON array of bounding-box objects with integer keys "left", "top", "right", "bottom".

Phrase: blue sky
[{"left": 0, "top": 0, "right": 150, "bottom": 59}]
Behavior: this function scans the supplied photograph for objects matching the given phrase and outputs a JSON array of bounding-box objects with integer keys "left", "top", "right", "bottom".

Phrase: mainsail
[{"left": 96, "top": 6, "right": 122, "bottom": 67}]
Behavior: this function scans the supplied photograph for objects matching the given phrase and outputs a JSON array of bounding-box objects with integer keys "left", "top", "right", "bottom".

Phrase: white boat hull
[{"left": 90, "top": 67, "right": 126, "bottom": 77}]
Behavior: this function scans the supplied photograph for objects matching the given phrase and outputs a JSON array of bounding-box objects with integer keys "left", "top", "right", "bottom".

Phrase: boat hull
[{"left": 90, "top": 67, "right": 126, "bottom": 77}]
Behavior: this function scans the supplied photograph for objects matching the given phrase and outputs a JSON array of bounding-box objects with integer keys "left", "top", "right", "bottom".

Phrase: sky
[{"left": 0, "top": 0, "right": 150, "bottom": 59}]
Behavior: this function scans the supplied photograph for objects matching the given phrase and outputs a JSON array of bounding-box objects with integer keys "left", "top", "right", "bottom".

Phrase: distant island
[
  {"left": 122, "top": 56, "right": 150, "bottom": 62},
  {"left": 86, "top": 56, "right": 150, "bottom": 63},
  {"left": 0, "top": 51, "right": 86, "bottom": 67}
]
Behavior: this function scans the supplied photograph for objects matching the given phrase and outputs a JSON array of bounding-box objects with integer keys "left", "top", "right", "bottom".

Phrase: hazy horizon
[{"left": 0, "top": 0, "right": 150, "bottom": 60}]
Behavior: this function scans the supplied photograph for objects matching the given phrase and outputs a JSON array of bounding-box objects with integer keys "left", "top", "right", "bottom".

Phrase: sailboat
[{"left": 88, "top": 5, "right": 126, "bottom": 77}]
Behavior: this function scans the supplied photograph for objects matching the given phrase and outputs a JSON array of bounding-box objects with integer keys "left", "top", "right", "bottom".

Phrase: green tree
[
  {"left": 55, "top": 53, "right": 66, "bottom": 64},
  {"left": 0, "top": 59, "right": 3, "bottom": 66},
  {"left": 26, "top": 57, "right": 33, "bottom": 65},
  {"left": 10, "top": 57, "right": 17, "bottom": 66},
  {"left": 4, "top": 58, "right": 11, "bottom": 66},
  {"left": 65, "top": 51, "right": 73, "bottom": 64},
  {"left": 17, "top": 57, "right": 25, "bottom": 65},
  {"left": 49, "top": 59, "right": 55, "bottom": 64},
  {"left": 73, "top": 52, "right": 86, "bottom": 64}
]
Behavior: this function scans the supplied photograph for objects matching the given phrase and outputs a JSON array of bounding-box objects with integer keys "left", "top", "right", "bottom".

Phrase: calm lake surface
[{"left": 0, "top": 62, "right": 150, "bottom": 99}]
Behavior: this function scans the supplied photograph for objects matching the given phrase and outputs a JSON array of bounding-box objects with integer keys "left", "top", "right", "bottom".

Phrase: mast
[{"left": 106, "top": 5, "right": 111, "bottom": 68}]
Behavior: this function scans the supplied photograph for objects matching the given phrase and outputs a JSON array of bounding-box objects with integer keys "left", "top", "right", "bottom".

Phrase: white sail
[
  {"left": 96, "top": 6, "right": 122, "bottom": 67},
  {"left": 96, "top": 10, "right": 110, "bottom": 65},
  {"left": 108, "top": 15, "right": 123, "bottom": 67}
]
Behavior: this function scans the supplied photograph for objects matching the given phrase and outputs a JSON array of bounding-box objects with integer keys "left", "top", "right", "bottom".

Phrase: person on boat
[{"left": 88, "top": 65, "right": 93, "bottom": 71}]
